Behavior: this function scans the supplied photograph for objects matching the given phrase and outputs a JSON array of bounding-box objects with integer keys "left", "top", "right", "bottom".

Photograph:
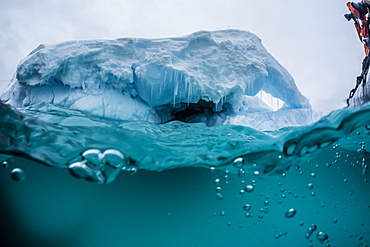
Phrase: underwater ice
[{"left": 1, "top": 29, "right": 312, "bottom": 130}]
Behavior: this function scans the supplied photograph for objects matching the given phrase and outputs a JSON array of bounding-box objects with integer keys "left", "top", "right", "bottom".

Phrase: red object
[{"left": 347, "top": 2, "right": 369, "bottom": 55}]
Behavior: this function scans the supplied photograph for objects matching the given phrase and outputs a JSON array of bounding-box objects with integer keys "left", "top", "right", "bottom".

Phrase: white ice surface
[{"left": 1, "top": 29, "right": 312, "bottom": 129}]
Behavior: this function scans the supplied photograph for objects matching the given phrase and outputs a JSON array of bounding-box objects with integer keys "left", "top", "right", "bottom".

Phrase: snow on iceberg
[{"left": 1, "top": 29, "right": 312, "bottom": 130}]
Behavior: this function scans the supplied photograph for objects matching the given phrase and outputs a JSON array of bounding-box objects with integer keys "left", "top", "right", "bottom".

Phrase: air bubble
[
  {"left": 316, "top": 231, "right": 329, "bottom": 242},
  {"left": 69, "top": 162, "right": 105, "bottom": 184},
  {"left": 126, "top": 166, "right": 137, "bottom": 175},
  {"left": 103, "top": 149, "right": 124, "bottom": 167},
  {"left": 10, "top": 168, "right": 25, "bottom": 182},
  {"left": 285, "top": 208, "right": 296, "bottom": 218},
  {"left": 238, "top": 168, "right": 245, "bottom": 177},
  {"left": 243, "top": 204, "right": 252, "bottom": 211},
  {"left": 307, "top": 183, "right": 314, "bottom": 190},
  {"left": 2, "top": 161, "right": 9, "bottom": 168},
  {"left": 82, "top": 149, "right": 102, "bottom": 170},
  {"left": 362, "top": 164, "right": 368, "bottom": 175},
  {"left": 245, "top": 185, "right": 254, "bottom": 192},
  {"left": 233, "top": 157, "right": 244, "bottom": 168},
  {"left": 216, "top": 193, "right": 224, "bottom": 200},
  {"left": 305, "top": 224, "right": 317, "bottom": 239},
  {"left": 308, "top": 224, "right": 317, "bottom": 233}
]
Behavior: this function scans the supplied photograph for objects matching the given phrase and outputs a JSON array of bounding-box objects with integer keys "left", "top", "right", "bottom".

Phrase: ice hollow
[{"left": 1, "top": 29, "right": 312, "bottom": 130}]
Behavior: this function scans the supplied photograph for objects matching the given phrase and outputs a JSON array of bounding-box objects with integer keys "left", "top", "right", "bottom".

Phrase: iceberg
[{"left": 1, "top": 29, "right": 312, "bottom": 130}]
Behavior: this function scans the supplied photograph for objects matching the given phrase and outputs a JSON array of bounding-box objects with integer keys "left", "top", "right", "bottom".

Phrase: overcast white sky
[{"left": 0, "top": 0, "right": 364, "bottom": 113}]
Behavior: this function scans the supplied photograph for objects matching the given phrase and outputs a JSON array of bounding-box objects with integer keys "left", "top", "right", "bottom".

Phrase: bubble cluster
[
  {"left": 238, "top": 168, "right": 245, "bottom": 177},
  {"left": 275, "top": 232, "right": 288, "bottom": 240},
  {"left": 305, "top": 224, "right": 317, "bottom": 239},
  {"left": 68, "top": 149, "right": 126, "bottom": 184}
]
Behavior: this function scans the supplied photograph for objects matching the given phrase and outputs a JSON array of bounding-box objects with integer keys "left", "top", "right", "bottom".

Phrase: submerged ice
[{"left": 1, "top": 29, "right": 312, "bottom": 130}]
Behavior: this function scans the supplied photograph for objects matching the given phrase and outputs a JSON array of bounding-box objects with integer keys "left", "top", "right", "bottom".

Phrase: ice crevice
[{"left": 1, "top": 29, "right": 313, "bottom": 131}]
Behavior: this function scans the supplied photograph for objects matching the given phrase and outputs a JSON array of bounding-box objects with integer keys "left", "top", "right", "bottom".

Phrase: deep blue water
[{"left": 1, "top": 101, "right": 370, "bottom": 246}]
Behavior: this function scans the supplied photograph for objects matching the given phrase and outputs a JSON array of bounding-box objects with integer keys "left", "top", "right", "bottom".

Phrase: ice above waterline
[{"left": 1, "top": 29, "right": 312, "bottom": 130}]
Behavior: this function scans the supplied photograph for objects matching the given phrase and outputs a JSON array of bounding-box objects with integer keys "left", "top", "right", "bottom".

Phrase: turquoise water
[{"left": 1, "top": 101, "right": 370, "bottom": 246}]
